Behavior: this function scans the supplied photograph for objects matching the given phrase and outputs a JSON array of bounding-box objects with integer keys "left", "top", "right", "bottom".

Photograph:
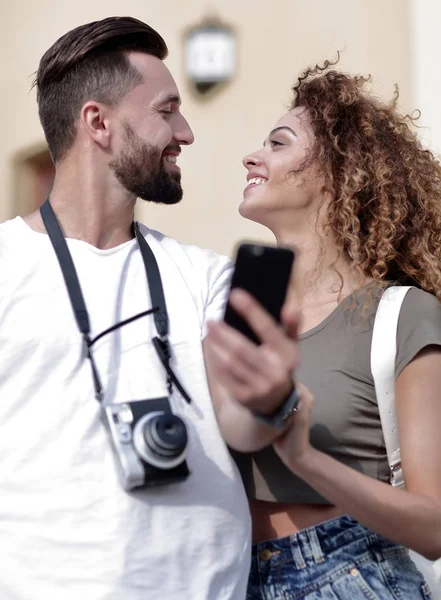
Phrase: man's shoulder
[
  {"left": 0, "top": 216, "right": 22, "bottom": 234},
  {"left": 0, "top": 217, "right": 25, "bottom": 256},
  {"left": 137, "top": 225, "right": 233, "bottom": 320},
  {"left": 137, "top": 223, "right": 233, "bottom": 278}
]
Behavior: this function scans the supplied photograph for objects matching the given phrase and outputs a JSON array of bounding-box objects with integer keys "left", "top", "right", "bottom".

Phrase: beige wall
[
  {"left": 0, "top": 0, "right": 412, "bottom": 256},
  {"left": 409, "top": 0, "right": 441, "bottom": 157}
]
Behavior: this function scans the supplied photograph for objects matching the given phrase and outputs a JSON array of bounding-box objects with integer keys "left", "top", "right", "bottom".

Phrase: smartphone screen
[{"left": 223, "top": 243, "right": 295, "bottom": 344}]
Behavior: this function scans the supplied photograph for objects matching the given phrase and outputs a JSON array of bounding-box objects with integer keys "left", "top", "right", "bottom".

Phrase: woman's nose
[{"left": 242, "top": 151, "right": 262, "bottom": 170}]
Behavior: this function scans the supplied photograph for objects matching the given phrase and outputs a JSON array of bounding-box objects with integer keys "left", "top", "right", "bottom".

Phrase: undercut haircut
[{"left": 34, "top": 16, "right": 168, "bottom": 161}]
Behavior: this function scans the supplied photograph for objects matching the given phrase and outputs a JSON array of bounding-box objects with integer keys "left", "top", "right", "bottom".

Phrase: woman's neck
[{"left": 275, "top": 225, "right": 367, "bottom": 329}]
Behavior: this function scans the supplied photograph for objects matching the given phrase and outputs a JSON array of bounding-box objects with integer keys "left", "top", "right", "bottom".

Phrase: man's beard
[{"left": 109, "top": 123, "right": 183, "bottom": 205}]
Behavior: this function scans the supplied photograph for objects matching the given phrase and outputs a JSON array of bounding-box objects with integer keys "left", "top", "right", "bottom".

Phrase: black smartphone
[{"left": 223, "top": 243, "right": 295, "bottom": 344}]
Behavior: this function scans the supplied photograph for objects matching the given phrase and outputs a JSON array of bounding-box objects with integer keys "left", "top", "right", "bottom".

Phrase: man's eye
[{"left": 161, "top": 109, "right": 173, "bottom": 115}]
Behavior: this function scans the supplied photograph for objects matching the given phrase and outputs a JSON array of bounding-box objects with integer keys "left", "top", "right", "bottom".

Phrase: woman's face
[{"left": 240, "top": 107, "right": 324, "bottom": 228}]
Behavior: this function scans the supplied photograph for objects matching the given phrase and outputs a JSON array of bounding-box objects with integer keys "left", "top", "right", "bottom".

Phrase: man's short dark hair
[{"left": 34, "top": 16, "right": 168, "bottom": 162}]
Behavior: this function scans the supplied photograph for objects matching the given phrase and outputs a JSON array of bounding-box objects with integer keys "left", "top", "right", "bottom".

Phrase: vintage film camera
[{"left": 101, "top": 397, "right": 189, "bottom": 491}]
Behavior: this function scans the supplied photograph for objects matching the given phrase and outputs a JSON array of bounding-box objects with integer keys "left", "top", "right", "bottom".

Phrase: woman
[{"left": 209, "top": 62, "right": 441, "bottom": 599}]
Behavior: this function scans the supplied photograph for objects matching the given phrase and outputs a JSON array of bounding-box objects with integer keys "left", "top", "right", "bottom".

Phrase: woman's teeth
[{"left": 248, "top": 177, "right": 266, "bottom": 186}]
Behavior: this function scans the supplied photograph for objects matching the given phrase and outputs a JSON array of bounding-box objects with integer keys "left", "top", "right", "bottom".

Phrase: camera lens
[
  {"left": 133, "top": 411, "right": 188, "bottom": 469},
  {"left": 145, "top": 414, "right": 187, "bottom": 458}
]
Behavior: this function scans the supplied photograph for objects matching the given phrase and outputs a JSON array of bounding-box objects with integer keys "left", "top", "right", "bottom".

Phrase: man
[{"left": 0, "top": 16, "right": 298, "bottom": 600}]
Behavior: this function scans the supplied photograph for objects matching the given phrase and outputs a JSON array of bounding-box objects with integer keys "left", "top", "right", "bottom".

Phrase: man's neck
[{"left": 24, "top": 165, "right": 137, "bottom": 250}]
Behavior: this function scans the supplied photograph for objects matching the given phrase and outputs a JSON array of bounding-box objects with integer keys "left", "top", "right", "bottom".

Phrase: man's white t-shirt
[{"left": 0, "top": 217, "right": 251, "bottom": 600}]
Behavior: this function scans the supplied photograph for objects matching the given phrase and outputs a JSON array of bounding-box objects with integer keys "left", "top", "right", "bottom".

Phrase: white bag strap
[
  {"left": 370, "top": 285, "right": 413, "bottom": 488},
  {"left": 371, "top": 285, "right": 441, "bottom": 593}
]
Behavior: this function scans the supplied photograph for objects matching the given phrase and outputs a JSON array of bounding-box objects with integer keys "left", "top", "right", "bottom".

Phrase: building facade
[{"left": 0, "top": 0, "right": 437, "bottom": 256}]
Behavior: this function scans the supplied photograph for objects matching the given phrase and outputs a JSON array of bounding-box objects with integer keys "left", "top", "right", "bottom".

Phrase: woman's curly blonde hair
[{"left": 291, "top": 59, "right": 441, "bottom": 300}]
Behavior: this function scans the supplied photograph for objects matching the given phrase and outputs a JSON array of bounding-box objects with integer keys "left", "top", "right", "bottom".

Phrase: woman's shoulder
[
  {"left": 401, "top": 286, "right": 441, "bottom": 316},
  {"left": 395, "top": 286, "right": 441, "bottom": 377}
]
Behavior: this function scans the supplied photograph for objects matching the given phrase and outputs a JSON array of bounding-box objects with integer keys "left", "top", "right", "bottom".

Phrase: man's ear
[{"left": 81, "top": 101, "right": 112, "bottom": 149}]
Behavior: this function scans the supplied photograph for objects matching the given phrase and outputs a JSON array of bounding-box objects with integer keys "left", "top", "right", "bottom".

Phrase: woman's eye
[{"left": 270, "top": 139, "right": 283, "bottom": 147}]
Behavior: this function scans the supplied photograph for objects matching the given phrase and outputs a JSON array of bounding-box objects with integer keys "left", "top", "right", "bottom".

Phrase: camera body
[{"left": 101, "top": 397, "right": 189, "bottom": 491}]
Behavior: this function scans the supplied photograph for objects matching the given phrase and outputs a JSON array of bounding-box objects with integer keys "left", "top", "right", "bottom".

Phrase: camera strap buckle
[
  {"left": 82, "top": 333, "right": 104, "bottom": 402},
  {"left": 152, "top": 336, "right": 192, "bottom": 404}
]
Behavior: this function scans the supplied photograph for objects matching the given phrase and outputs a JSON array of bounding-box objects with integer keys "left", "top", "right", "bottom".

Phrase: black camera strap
[{"left": 40, "top": 198, "right": 192, "bottom": 404}]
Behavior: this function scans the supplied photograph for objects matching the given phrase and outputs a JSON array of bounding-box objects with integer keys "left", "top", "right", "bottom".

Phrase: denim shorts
[{"left": 247, "top": 514, "right": 432, "bottom": 600}]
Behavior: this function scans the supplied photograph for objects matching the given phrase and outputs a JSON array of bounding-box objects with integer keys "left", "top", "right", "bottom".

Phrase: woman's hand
[
  {"left": 273, "top": 383, "right": 315, "bottom": 471},
  {"left": 205, "top": 288, "right": 299, "bottom": 416}
]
